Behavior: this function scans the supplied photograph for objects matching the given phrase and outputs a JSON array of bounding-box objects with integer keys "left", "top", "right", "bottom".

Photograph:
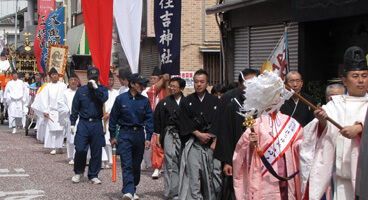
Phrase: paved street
[{"left": 0, "top": 123, "right": 165, "bottom": 200}]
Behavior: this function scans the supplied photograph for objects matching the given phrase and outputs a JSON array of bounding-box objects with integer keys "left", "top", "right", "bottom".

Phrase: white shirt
[
  {"left": 0, "top": 60, "right": 10, "bottom": 72},
  {"left": 118, "top": 86, "right": 129, "bottom": 94}
]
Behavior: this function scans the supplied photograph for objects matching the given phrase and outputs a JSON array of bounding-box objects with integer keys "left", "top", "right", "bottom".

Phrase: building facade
[
  {"left": 207, "top": 0, "right": 368, "bottom": 95},
  {"left": 3, "top": 0, "right": 221, "bottom": 92}
]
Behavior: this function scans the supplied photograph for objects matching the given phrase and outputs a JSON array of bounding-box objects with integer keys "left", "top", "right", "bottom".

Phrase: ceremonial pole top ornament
[{"left": 239, "top": 70, "right": 294, "bottom": 118}]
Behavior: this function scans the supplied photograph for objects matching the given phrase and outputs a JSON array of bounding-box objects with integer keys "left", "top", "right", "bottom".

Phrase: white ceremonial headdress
[{"left": 239, "top": 70, "right": 294, "bottom": 118}]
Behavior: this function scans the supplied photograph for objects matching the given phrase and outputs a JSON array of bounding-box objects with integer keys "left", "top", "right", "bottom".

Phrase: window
[
  {"left": 203, "top": 52, "right": 221, "bottom": 86},
  {"left": 72, "top": 0, "right": 82, "bottom": 14}
]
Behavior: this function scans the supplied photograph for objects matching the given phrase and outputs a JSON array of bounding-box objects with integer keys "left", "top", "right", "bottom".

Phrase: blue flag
[
  {"left": 41, "top": 7, "right": 65, "bottom": 73},
  {"left": 154, "top": 0, "right": 181, "bottom": 75}
]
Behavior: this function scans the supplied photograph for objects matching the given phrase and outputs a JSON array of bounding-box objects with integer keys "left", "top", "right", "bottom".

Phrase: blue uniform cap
[
  {"left": 129, "top": 73, "right": 148, "bottom": 84},
  {"left": 87, "top": 67, "right": 100, "bottom": 79}
]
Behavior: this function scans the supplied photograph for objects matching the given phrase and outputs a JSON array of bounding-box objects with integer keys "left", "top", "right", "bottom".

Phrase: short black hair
[
  {"left": 170, "top": 77, "right": 186, "bottom": 89},
  {"left": 238, "top": 69, "right": 259, "bottom": 83},
  {"left": 194, "top": 69, "right": 209, "bottom": 82},
  {"left": 211, "top": 84, "right": 227, "bottom": 94},
  {"left": 226, "top": 82, "right": 238, "bottom": 90}
]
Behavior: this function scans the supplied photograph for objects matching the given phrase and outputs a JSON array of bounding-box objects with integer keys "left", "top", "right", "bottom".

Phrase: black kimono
[
  {"left": 214, "top": 87, "right": 245, "bottom": 165},
  {"left": 154, "top": 94, "right": 183, "bottom": 197},
  {"left": 280, "top": 92, "right": 316, "bottom": 127},
  {"left": 154, "top": 94, "right": 182, "bottom": 146},
  {"left": 178, "top": 91, "right": 221, "bottom": 200}
]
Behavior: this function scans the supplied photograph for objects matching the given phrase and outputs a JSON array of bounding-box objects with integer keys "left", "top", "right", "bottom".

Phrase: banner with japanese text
[
  {"left": 38, "top": 0, "right": 56, "bottom": 14},
  {"left": 270, "top": 36, "right": 287, "bottom": 80},
  {"left": 154, "top": 0, "right": 181, "bottom": 75},
  {"left": 34, "top": 11, "right": 50, "bottom": 73},
  {"left": 40, "top": 7, "right": 65, "bottom": 74}
]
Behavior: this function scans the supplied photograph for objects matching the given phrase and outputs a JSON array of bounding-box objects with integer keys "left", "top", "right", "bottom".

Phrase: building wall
[
  {"left": 181, "top": 0, "right": 218, "bottom": 71},
  {"left": 145, "top": 0, "right": 220, "bottom": 94},
  {"left": 181, "top": 0, "right": 219, "bottom": 93},
  {"left": 67, "top": 1, "right": 220, "bottom": 94}
]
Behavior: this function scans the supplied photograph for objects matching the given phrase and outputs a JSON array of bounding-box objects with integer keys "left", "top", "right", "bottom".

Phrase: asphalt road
[{"left": 0, "top": 123, "right": 165, "bottom": 200}]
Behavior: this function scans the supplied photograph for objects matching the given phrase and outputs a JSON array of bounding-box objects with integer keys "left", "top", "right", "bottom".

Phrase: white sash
[{"left": 261, "top": 116, "right": 301, "bottom": 175}]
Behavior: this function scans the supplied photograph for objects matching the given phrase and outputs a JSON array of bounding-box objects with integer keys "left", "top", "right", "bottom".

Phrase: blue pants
[
  {"left": 118, "top": 129, "right": 145, "bottom": 195},
  {"left": 74, "top": 119, "right": 105, "bottom": 179}
]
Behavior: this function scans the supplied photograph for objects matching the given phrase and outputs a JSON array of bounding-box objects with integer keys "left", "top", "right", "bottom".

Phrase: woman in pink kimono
[{"left": 232, "top": 70, "right": 303, "bottom": 200}]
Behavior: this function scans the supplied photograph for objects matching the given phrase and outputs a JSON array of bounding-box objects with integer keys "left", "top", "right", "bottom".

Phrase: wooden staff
[
  {"left": 103, "top": 104, "right": 106, "bottom": 132},
  {"left": 284, "top": 84, "right": 343, "bottom": 130},
  {"left": 46, "top": 116, "right": 54, "bottom": 123}
]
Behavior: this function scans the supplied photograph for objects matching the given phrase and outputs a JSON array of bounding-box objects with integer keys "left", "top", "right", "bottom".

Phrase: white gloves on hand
[
  {"left": 88, "top": 80, "right": 98, "bottom": 89},
  {"left": 70, "top": 126, "right": 75, "bottom": 135}
]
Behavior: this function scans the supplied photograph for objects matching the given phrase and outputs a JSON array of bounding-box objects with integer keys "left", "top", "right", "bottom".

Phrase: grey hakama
[
  {"left": 163, "top": 126, "right": 181, "bottom": 197},
  {"left": 179, "top": 137, "right": 222, "bottom": 200}
]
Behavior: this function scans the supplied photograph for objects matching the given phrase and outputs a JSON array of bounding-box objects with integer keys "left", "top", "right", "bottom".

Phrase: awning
[
  {"left": 292, "top": 0, "right": 368, "bottom": 22},
  {"left": 199, "top": 46, "right": 220, "bottom": 53},
  {"left": 66, "top": 24, "right": 84, "bottom": 55},
  {"left": 206, "top": 0, "right": 272, "bottom": 15}
]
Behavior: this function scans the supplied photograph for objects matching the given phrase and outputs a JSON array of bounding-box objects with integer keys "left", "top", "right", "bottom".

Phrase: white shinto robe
[
  {"left": 300, "top": 95, "right": 368, "bottom": 200},
  {"left": 4, "top": 79, "right": 27, "bottom": 128},
  {"left": 102, "top": 88, "right": 118, "bottom": 164},
  {"left": 62, "top": 88, "right": 77, "bottom": 159},
  {"left": 31, "top": 82, "right": 67, "bottom": 149}
]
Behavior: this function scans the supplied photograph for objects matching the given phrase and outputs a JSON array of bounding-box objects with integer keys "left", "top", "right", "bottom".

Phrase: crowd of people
[{"left": 2, "top": 45, "right": 368, "bottom": 200}]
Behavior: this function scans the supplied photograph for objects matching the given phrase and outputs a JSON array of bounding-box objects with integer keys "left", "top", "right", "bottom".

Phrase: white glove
[
  {"left": 70, "top": 126, "right": 75, "bottom": 135},
  {"left": 88, "top": 80, "right": 98, "bottom": 89}
]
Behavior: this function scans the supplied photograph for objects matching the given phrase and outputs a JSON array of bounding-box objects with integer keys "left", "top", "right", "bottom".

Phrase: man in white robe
[
  {"left": 63, "top": 73, "right": 79, "bottom": 164},
  {"left": 0, "top": 52, "right": 10, "bottom": 72},
  {"left": 4, "top": 71, "right": 27, "bottom": 133},
  {"left": 29, "top": 73, "right": 45, "bottom": 141},
  {"left": 101, "top": 71, "right": 118, "bottom": 168},
  {"left": 18, "top": 73, "right": 30, "bottom": 129},
  {"left": 300, "top": 46, "right": 368, "bottom": 200},
  {"left": 31, "top": 67, "right": 67, "bottom": 154}
]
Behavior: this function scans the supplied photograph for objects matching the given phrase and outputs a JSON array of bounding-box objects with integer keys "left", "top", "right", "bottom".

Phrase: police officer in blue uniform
[
  {"left": 70, "top": 67, "right": 108, "bottom": 184},
  {"left": 109, "top": 73, "right": 153, "bottom": 200}
]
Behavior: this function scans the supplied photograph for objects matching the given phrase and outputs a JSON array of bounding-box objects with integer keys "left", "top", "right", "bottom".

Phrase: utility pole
[
  {"left": 13, "top": 0, "right": 18, "bottom": 70},
  {"left": 14, "top": 0, "right": 18, "bottom": 50}
]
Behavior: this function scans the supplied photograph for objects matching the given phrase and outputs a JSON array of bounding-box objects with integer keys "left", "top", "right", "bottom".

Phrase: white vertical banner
[
  {"left": 113, "top": 0, "right": 143, "bottom": 73},
  {"left": 269, "top": 36, "right": 286, "bottom": 80}
]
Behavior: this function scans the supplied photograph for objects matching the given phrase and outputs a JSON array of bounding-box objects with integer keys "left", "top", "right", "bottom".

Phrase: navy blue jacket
[
  {"left": 70, "top": 84, "right": 108, "bottom": 126},
  {"left": 109, "top": 90, "right": 154, "bottom": 141}
]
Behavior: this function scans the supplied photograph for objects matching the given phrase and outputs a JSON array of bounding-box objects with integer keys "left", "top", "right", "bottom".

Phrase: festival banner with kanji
[
  {"left": 40, "top": 7, "right": 65, "bottom": 74},
  {"left": 34, "top": 11, "right": 50, "bottom": 73},
  {"left": 154, "top": 0, "right": 181, "bottom": 75}
]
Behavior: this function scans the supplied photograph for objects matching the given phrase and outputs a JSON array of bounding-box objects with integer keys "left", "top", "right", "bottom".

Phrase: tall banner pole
[
  {"left": 64, "top": 0, "right": 67, "bottom": 42},
  {"left": 284, "top": 25, "right": 289, "bottom": 74}
]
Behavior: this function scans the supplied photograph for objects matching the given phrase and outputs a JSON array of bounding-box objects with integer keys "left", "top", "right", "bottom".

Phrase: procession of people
[{"left": 0, "top": 45, "right": 368, "bottom": 200}]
